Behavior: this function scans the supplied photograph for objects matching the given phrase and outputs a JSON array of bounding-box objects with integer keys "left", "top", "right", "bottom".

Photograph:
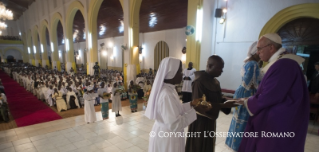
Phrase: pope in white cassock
[
  {"left": 83, "top": 86, "right": 98, "bottom": 123},
  {"left": 145, "top": 57, "right": 211, "bottom": 152}
]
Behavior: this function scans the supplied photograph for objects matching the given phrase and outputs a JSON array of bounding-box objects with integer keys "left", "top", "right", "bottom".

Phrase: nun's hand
[{"left": 195, "top": 104, "right": 212, "bottom": 113}]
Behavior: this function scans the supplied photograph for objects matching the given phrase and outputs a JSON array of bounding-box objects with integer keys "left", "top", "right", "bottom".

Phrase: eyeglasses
[{"left": 257, "top": 44, "right": 271, "bottom": 52}]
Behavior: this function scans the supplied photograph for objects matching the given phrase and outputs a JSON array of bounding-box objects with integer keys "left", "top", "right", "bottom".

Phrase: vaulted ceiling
[
  {"left": 97, "top": 0, "right": 123, "bottom": 39},
  {"left": 51, "top": 0, "right": 189, "bottom": 45},
  {"left": 278, "top": 18, "right": 319, "bottom": 46},
  {"left": 139, "top": 0, "right": 188, "bottom": 33},
  {"left": 0, "top": 0, "right": 35, "bottom": 20},
  {"left": 73, "top": 10, "right": 85, "bottom": 42}
]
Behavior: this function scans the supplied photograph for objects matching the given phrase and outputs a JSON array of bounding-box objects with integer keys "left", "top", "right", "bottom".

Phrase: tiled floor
[{"left": 0, "top": 103, "right": 318, "bottom": 152}]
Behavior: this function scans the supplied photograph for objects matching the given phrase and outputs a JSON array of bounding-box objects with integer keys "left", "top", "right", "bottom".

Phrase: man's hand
[
  {"left": 221, "top": 100, "right": 239, "bottom": 108},
  {"left": 190, "top": 98, "right": 202, "bottom": 107},
  {"left": 191, "top": 98, "right": 212, "bottom": 113}
]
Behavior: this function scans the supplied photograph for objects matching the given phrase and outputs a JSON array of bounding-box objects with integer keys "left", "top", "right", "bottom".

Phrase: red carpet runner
[{"left": 0, "top": 70, "right": 61, "bottom": 127}]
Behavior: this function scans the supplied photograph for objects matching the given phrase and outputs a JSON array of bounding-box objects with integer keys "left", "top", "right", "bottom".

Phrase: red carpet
[{"left": 0, "top": 70, "right": 61, "bottom": 127}]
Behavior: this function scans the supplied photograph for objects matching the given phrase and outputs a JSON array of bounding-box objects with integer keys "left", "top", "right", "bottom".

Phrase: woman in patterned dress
[{"left": 225, "top": 41, "right": 260, "bottom": 151}]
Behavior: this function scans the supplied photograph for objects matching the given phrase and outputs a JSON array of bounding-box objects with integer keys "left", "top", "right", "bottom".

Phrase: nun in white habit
[
  {"left": 83, "top": 86, "right": 98, "bottom": 123},
  {"left": 145, "top": 57, "right": 210, "bottom": 152}
]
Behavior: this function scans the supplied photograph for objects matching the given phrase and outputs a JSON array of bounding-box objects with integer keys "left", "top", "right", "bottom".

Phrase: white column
[
  {"left": 123, "top": 0, "right": 131, "bottom": 65},
  {"left": 199, "top": 0, "right": 218, "bottom": 70}
]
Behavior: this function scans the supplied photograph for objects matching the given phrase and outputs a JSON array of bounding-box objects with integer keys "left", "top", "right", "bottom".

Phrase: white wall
[
  {"left": 98, "top": 36, "right": 124, "bottom": 68},
  {"left": 140, "top": 28, "right": 187, "bottom": 70},
  {"left": 5, "top": 50, "right": 22, "bottom": 61},
  {"left": 0, "top": 44, "right": 24, "bottom": 62},
  {"left": 204, "top": 0, "right": 319, "bottom": 90}
]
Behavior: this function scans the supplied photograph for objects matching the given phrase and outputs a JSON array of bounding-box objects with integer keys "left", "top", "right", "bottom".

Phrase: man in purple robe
[{"left": 237, "top": 33, "right": 309, "bottom": 152}]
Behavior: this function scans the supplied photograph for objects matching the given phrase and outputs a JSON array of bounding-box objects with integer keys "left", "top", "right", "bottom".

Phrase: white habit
[
  {"left": 148, "top": 83, "right": 196, "bottom": 152},
  {"left": 83, "top": 92, "right": 98, "bottom": 123},
  {"left": 111, "top": 87, "right": 122, "bottom": 112}
]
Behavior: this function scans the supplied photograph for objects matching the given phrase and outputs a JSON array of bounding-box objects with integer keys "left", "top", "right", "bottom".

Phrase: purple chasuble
[{"left": 238, "top": 59, "right": 309, "bottom": 152}]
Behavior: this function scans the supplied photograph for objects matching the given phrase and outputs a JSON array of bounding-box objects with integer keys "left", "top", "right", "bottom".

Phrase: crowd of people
[
  {"left": 146, "top": 33, "right": 311, "bottom": 152},
  {"left": 2, "top": 63, "right": 156, "bottom": 123},
  {"left": 0, "top": 36, "right": 21, "bottom": 41},
  {"left": 0, "top": 32, "right": 316, "bottom": 152}
]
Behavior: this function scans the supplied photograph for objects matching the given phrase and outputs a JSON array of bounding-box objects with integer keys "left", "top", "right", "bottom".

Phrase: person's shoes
[
  {"left": 135, "top": 110, "right": 137, "bottom": 112},
  {"left": 118, "top": 114, "right": 121, "bottom": 116},
  {"left": 131, "top": 110, "right": 133, "bottom": 113}
]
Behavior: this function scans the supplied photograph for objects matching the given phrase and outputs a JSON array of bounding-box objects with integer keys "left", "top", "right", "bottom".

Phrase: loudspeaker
[{"left": 215, "top": 9, "right": 222, "bottom": 18}]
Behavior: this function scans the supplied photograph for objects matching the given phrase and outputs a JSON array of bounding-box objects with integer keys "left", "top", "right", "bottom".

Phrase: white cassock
[
  {"left": 41, "top": 87, "right": 48, "bottom": 101},
  {"left": 181, "top": 68, "right": 196, "bottom": 93},
  {"left": 148, "top": 83, "right": 196, "bottom": 152},
  {"left": 45, "top": 89, "right": 54, "bottom": 106},
  {"left": 66, "top": 91, "right": 80, "bottom": 109},
  {"left": 111, "top": 87, "right": 121, "bottom": 112},
  {"left": 83, "top": 93, "right": 98, "bottom": 123}
]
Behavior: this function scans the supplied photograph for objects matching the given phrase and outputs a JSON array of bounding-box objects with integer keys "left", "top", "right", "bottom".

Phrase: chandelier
[{"left": 0, "top": 2, "right": 13, "bottom": 20}]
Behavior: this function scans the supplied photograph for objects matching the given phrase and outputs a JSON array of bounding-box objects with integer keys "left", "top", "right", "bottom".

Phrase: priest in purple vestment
[{"left": 237, "top": 33, "right": 309, "bottom": 152}]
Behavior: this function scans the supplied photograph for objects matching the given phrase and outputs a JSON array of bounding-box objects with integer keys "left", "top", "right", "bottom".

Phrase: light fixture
[
  {"left": 219, "top": 18, "right": 226, "bottom": 24},
  {"left": 195, "top": 6, "right": 203, "bottom": 42},
  {"left": 73, "top": 30, "right": 79, "bottom": 42},
  {"left": 65, "top": 39, "right": 69, "bottom": 51},
  {"left": 0, "top": 2, "right": 13, "bottom": 20},
  {"left": 99, "top": 25, "right": 106, "bottom": 36},
  {"left": 102, "top": 51, "right": 107, "bottom": 56},
  {"left": 181, "top": 54, "right": 186, "bottom": 63},
  {"left": 0, "top": 21, "right": 7, "bottom": 30},
  {"left": 110, "top": 55, "right": 114, "bottom": 60},
  {"left": 41, "top": 44, "right": 44, "bottom": 53},
  {"left": 28, "top": 47, "right": 30, "bottom": 54},
  {"left": 33, "top": 46, "right": 36, "bottom": 53},
  {"left": 19, "top": 32, "right": 21, "bottom": 36},
  {"left": 108, "top": 42, "right": 113, "bottom": 48},
  {"left": 149, "top": 12, "right": 157, "bottom": 27},
  {"left": 222, "top": 8, "right": 227, "bottom": 13},
  {"left": 139, "top": 54, "right": 143, "bottom": 62},
  {"left": 51, "top": 42, "right": 54, "bottom": 52},
  {"left": 113, "top": 46, "right": 117, "bottom": 57},
  {"left": 119, "top": 20, "right": 124, "bottom": 33},
  {"left": 88, "top": 33, "right": 92, "bottom": 49}
]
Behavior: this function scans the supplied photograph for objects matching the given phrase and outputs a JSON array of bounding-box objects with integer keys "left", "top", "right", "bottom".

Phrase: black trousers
[
  {"left": 182, "top": 92, "right": 192, "bottom": 103},
  {"left": 137, "top": 89, "right": 144, "bottom": 99}
]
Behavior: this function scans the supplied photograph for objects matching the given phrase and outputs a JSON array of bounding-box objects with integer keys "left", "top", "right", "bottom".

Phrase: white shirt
[
  {"left": 98, "top": 88, "right": 108, "bottom": 103},
  {"left": 182, "top": 68, "right": 196, "bottom": 92}
]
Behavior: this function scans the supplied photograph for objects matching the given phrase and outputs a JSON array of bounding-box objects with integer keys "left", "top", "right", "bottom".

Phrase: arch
[
  {"left": 154, "top": 41, "right": 169, "bottom": 70},
  {"left": 39, "top": 20, "right": 50, "bottom": 67},
  {"left": 40, "top": 20, "right": 49, "bottom": 37},
  {"left": 65, "top": 0, "right": 86, "bottom": 72},
  {"left": 32, "top": 25, "right": 40, "bottom": 66},
  {"left": 50, "top": 12, "right": 64, "bottom": 71},
  {"left": 87, "top": 0, "right": 104, "bottom": 75},
  {"left": 3, "top": 47, "right": 23, "bottom": 57},
  {"left": 259, "top": 3, "right": 319, "bottom": 37}
]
